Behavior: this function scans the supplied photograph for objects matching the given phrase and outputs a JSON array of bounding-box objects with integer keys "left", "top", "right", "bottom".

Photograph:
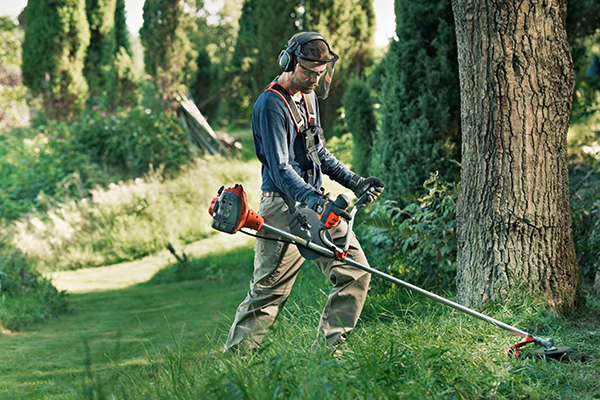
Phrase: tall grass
[
  {"left": 81, "top": 248, "right": 600, "bottom": 400},
  {"left": 11, "top": 156, "right": 261, "bottom": 271}
]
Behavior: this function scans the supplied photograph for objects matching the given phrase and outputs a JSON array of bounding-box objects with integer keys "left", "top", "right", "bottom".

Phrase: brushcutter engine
[{"left": 208, "top": 184, "right": 263, "bottom": 234}]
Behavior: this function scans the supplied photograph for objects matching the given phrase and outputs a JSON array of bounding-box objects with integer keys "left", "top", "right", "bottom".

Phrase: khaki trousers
[{"left": 224, "top": 195, "right": 371, "bottom": 351}]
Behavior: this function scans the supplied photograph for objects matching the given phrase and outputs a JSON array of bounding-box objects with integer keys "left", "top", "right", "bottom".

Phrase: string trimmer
[{"left": 208, "top": 184, "right": 572, "bottom": 359}]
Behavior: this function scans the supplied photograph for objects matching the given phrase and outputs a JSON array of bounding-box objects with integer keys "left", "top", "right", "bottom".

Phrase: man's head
[{"left": 278, "top": 32, "right": 339, "bottom": 99}]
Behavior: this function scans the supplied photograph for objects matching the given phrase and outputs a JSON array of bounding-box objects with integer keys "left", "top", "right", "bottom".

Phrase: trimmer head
[
  {"left": 526, "top": 346, "right": 572, "bottom": 360},
  {"left": 507, "top": 335, "right": 573, "bottom": 361}
]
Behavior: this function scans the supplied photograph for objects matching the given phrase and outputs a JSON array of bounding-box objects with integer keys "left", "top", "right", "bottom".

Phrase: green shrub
[
  {"left": 569, "top": 135, "right": 600, "bottom": 284},
  {"left": 74, "top": 105, "right": 194, "bottom": 175},
  {"left": 0, "top": 237, "right": 68, "bottom": 330},
  {"left": 104, "top": 47, "right": 139, "bottom": 111},
  {"left": 358, "top": 172, "right": 458, "bottom": 290},
  {"left": 343, "top": 77, "right": 376, "bottom": 176},
  {"left": 0, "top": 123, "right": 111, "bottom": 220},
  {"left": 12, "top": 157, "right": 262, "bottom": 271},
  {"left": 371, "top": 0, "right": 460, "bottom": 202},
  {"left": 325, "top": 132, "right": 353, "bottom": 168},
  {"left": 0, "top": 104, "right": 196, "bottom": 221}
]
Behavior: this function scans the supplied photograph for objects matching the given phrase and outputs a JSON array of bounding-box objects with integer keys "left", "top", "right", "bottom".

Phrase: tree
[
  {"left": 188, "top": 0, "right": 242, "bottom": 123},
  {"left": 227, "top": 0, "right": 299, "bottom": 123},
  {"left": 140, "top": 0, "right": 198, "bottom": 111},
  {"left": 114, "top": 0, "right": 131, "bottom": 55},
  {"left": 302, "top": 0, "right": 375, "bottom": 134},
  {"left": 22, "top": 0, "right": 90, "bottom": 121},
  {"left": 370, "top": 0, "right": 460, "bottom": 202},
  {"left": 84, "top": 0, "right": 117, "bottom": 99},
  {"left": 190, "top": 48, "right": 219, "bottom": 122},
  {"left": 343, "top": 76, "right": 376, "bottom": 176},
  {"left": 452, "top": 0, "right": 579, "bottom": 311}
]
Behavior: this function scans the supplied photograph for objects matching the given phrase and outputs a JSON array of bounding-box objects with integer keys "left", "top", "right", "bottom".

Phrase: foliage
[
  {"left": 188, "top": 0, "right": 242, "bottom": 126},
  {"left": 343, "top": 76, "right": 376, "bottom": 176},
  {"left": 0, "top": 104, "right": 196, "bottom": 221},
  {"left": 325, "top": 131, "right": 353, "bottom": 167},
  {"left": 0, "top": 123, "right": 111, "bottom": 221},
  {"left": 371, "top": 0, "right": 460, "bottom": 202},
  {"left": 567, "top": 0, "right": 600, "bottom": 123},
  {"left": 140, "top": 0, "right": 198, "bottom": 111},
  {"left": 0, "top": 236, "right": 68, "bottom": 331},
  {"left": 569, "top": 131, "right": 600, "bottom": 285},
  {"left": 302, "top": 0, "right": 375, "bottom": 134},
  {"left": 22, "top": 0, "right": 90, "bottom": 122},
  {"left": 190, "top": 47, "right": 220, "bottom": 122},
  {"left": 11, "top": 157, "right": 262, "bottom": 271},
  {"left": 226, "top": 0, "right": 300, "bottom": 124},
  {"left": 0, "top": 17, "right": 28, "bottom": 128},
  {"left": 75, "top": 105, "right": 193, "bottom": 175},
  {"left": 358, "top": 172, "right": 458, "bottom": 289},
  {"left": 104, "top": 47, "right": 140, "bottom": 110},
  {"left": 84, "top": 0, "right": 117, "bottom": 99},
  {"left": 114, "top": 0, "right": 131, "bottom": 55}
]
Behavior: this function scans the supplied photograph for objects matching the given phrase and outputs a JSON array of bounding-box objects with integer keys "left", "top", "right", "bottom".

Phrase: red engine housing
[{"left": 208, "top": 184, "right": 263, "bottom": 234}]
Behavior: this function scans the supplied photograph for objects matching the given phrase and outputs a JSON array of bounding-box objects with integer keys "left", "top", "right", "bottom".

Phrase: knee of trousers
[
  {"left": 330, "top": 266, "right": 371, "bottom": 290},
  {"left": 249, "top": 284, "right": 294, "bottom": 299}
]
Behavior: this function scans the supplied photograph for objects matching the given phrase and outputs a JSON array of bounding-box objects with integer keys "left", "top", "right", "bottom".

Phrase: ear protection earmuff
[{"left": 278, "top": 32, "right": 327, "bottom": 72}]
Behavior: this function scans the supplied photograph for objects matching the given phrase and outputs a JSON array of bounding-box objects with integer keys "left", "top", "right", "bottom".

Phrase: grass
[
  {"left": 0, "top": 271, "right": 250, "bottom": 399},
  {"left": 1, "top": 237, "right": 598, "bottom": 399},
  {"left": 10, "top": 153, "right": 262, "bottom": 272}
]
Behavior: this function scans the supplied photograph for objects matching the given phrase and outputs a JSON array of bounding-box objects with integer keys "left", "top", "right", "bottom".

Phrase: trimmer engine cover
[{"left": 208, "top": 185, "right": 263, "bottom": 234}]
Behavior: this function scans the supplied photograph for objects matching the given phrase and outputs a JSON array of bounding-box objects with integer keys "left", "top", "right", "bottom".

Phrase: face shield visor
[{"left": 296, "top": 50, "right": 339, "bottom": 100}]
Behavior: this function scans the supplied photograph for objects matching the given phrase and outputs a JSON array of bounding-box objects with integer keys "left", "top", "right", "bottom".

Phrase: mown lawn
[{"left": 0, "top": 274, "right": 249, "bottom": 399}]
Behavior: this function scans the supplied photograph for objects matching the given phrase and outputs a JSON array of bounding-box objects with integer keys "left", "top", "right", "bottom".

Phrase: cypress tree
[
  {"left": 227, "top": 0, "right": 299, "bottom": 122},
  {"left": 140, "top": 0, "right": 198, "bottom": 111},
  {"left": 22, "top": 0, "right": 90, "bottom": 121},
  {"left": 302, "top": 0, "right": 375, "bottom": 135},
  {"left": 84, "top": 0, "right": 117, "bottom": 99},
  {"left": 371, "top": 0, "right": 460, "bottom": 201},
  {"left": 114, "top": 0, "right": 131, "bottom": 55},
  {"left": 343, "top": 76, "right": 376, "bottom": 176},
  {"left": 190, "top": 48, "right": 219, "bottom": 122},
  {"left": 104, "top": 46, "right": 139, "bottom": 110}
]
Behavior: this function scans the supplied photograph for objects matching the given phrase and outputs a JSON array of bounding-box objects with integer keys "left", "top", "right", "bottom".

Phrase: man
[{"left": 224, "top": 32, "right": 384, "bottom": 352}]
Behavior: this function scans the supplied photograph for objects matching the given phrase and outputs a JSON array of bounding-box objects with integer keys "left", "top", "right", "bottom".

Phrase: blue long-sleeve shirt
[{"left": 252, "top": 85, "right": 355, "bottom": 208}]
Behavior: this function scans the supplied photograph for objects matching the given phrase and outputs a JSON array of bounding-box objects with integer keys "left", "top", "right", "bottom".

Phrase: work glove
[
  {"left": 313, "top": 196, "right": 351, "bottom": 229},
  {"left": 349, "top": 175, "right": 385, "bottom": 204}
]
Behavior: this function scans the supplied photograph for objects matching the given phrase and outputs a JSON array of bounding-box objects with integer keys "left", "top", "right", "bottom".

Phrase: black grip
[
  {"left": 333, "top": 194, "right": 350, "bottom": 209},
  {"left": 354, "top": 192, "right": 371, "bottom": 208}
]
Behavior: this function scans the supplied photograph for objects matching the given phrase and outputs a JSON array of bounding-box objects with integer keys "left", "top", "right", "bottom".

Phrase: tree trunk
[{"left": 452, "top": 0, "right": 578, "bottom": 312}]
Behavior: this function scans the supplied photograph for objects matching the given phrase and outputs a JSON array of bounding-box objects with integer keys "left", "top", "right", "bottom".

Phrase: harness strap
[
  {"left": 264, "top": 81, "right": 322, "bottom": 181},
  {"left": 265, "top": 82, "right": 306, "bottom": 132}
]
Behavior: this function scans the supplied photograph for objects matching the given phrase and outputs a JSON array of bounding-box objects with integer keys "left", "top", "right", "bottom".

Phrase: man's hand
[
  {"left": 351, "top": 176, "right": 385, "bottom": 204},
  {"left": 313, "top": 196, "right": 350, "bottom": 229}
]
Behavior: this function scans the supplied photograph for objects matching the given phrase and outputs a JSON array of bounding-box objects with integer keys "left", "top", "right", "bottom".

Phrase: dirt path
[{"left": 46, "top": 233, "right": 253, "bottom": 293}]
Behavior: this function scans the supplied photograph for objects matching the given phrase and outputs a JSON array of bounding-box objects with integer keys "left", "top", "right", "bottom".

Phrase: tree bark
[{"left": 452, "top": 0, "right": 578, "bottom": 312}]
